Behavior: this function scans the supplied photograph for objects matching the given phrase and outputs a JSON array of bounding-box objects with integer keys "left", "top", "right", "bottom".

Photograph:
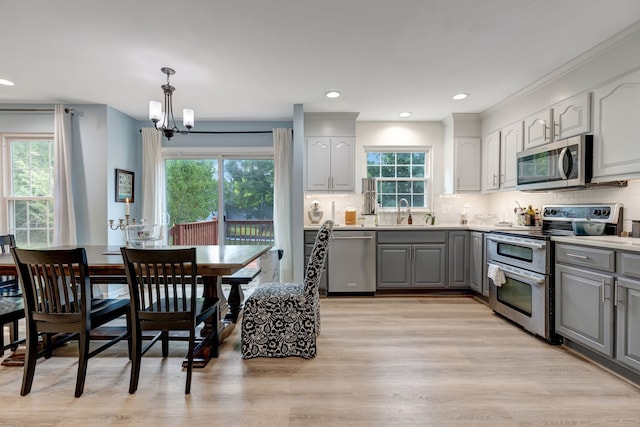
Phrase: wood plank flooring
[{"left": 1, "top": 296, "right": 639, "bottom": 426}]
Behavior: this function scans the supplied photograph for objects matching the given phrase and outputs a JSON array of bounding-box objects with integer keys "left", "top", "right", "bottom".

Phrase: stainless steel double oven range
[{"left": 486, "top": 203, "right": 623, "bottom": 343}]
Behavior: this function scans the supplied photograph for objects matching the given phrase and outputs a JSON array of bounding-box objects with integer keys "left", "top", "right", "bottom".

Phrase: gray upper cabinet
[
  {"left": 454, "top": 137, "right": 482, "bottom": 192},
  {"left": 499, "top": 121, "right": 522, "bottom": 189},
  {"left": 552, "top": 92, "right": 592, "bottom": 140},
  {"left": 306, "top": 137, "right": 355, "bottom": 192},
  {"left": 482, "top": 130, "right": 501, "bottom": 191},
  {"left": 524, "top": 109, "right": 553, "bottom": 149},
  {"left": 592, "top": 67, "right": 640, "bottom": 182}
]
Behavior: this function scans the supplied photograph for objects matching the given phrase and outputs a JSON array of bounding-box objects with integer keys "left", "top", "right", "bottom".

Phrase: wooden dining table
[{"left": 0, "top": 244, "right": 271, "bottom": 367}]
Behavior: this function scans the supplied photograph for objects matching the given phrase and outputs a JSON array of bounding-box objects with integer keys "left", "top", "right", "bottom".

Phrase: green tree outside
[{"left": 165, "top": 159, "right": 218, "bottom": 225}]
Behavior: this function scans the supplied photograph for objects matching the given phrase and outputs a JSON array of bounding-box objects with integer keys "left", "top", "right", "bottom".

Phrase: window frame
[
  {"left": 1, "top": 133, "right": 55, "bottom": 243},
  {"left": 162, "top": 146, "right": 274, "bottom": 243},
  {"left": 363, "top": 145, "right": 433, "bottom": 211}
]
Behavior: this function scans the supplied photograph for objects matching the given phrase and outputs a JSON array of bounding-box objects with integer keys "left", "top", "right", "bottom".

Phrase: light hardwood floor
[{"left": 1, "top": 296, "right": 639, "bottom": 426}]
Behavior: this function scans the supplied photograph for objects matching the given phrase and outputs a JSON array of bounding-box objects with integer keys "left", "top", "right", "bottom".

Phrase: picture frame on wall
[{"left": 115, "top": 168, "right": 134, "bottom": 203}]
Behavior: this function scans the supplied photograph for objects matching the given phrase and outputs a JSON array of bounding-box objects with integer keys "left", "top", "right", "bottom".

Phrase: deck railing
[
  {"left": 168, "top": 219, "right": 219, "bottom": 245},
  {"left": 225, "top": 220, "right": 275, "bottom": 245},
  {"left": 168, "top": 218, "right": 274, "bottom": 246}
]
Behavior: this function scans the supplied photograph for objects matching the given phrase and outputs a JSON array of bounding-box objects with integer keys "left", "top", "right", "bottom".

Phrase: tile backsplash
[{"left": 304, "top": 178, "right": 640, "bottom": 233}]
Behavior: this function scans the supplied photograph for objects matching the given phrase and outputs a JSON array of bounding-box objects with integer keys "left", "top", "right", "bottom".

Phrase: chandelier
[{"left": 149, "top": 67, "right": 194, "bottom": 140}]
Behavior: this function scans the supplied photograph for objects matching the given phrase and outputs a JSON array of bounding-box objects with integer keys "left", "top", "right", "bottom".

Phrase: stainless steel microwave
[{"left": 516, "top": 135, "right": 592, "bottom": 191}]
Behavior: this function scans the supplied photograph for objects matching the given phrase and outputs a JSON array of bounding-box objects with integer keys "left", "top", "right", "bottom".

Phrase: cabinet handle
[
  {"left": 493, "top": 174, "right": 497, "bottom": 186},
  {"left": 601, "top": 279, "right": 608, "bottom": 303},
  {"left": 500, "top": 174, "right": 505, "bottom": 185},
  {"left": 614, "top": 280, "right": 619, "bottom": 306},
  {"left": 554, "top": 122, "right": 559, "bottom": 139},
  {"left": 566, "top": 253, "right": 589, "bottom": 260},
  {"left": 543, "top": 122, "right": 548, "bottom": 142}
]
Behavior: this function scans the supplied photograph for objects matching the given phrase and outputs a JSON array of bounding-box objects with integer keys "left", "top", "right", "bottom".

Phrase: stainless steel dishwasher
[{"left": 328, "top": 230, "right": 376, "bottom": 295}]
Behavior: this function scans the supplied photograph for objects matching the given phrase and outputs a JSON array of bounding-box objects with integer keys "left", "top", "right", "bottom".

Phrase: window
[
  {"left": 164, "top": 153, "right": 274, "bottom": 245},
  {"left": 2, "top": 135, "right": 55, "bottom": 246},
  {"left": 365, "top": 148, "right": 431, "bottom": 209}
]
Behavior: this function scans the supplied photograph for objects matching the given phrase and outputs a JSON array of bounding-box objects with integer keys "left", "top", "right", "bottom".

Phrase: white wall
[
  {"left": 477, "top": 23, "right": 640, "bottom": 233},
  {"left": 303, "top": 121, "right": 447, "bottom": 225}
]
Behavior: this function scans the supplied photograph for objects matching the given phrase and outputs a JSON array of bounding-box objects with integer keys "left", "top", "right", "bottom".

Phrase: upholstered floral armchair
[{"left": 241, "top": 220, "right": 333, "bottom": 359}]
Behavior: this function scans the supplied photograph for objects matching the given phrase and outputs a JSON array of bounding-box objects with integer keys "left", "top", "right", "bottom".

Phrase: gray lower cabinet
[
  {"left": 555, "top": 263, "right": 614, "bottom": 356},
  {"left": 376, "top": 230, "right": 457, "bottom": 289},
  {"left": 616, "top": 252, "right": 640, "bottom": 372},
  {"left": 555, "top": 243, "right": 640, "bottom": 379},
  {"left": 448, "top": 231, "right": 469, "bottom": 288},
  {"left": 469, "top": 232, "right": 483, "bottom": 293},
  {"left": 304, "top": 231, "right": 328, "bottom": 296}
]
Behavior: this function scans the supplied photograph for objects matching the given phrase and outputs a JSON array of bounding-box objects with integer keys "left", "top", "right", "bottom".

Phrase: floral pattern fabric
[{"left": 241, "top": 220, "right": 333, "bottom": 359}]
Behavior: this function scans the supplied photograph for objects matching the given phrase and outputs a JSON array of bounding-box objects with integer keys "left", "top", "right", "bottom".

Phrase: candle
[{"left": 125, "top": 198, "right": 130, "bottom": 216}]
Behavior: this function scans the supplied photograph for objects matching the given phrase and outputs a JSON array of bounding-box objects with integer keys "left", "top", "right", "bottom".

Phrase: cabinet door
[
  {"left": 500, "top": 121, "right": 523, "bottom": 189},
  {"left": 454, "top": 137, "right": 481, "bottom": 192},
  {"left": 555, "top": 264, "right": 614, "bottom": 357},
  {"left": 329, "top": 137, "right": 355, "bottom": 191},
  {"left": 469, "top": 232, "right": 483, "bottom": 293},
  {"left": 377, "top": 244, "right": 411, "bottom": 288},
  {"left": 592, "top": 68, "right": 640, "bottom": 181},
  {"left": 306, "top": 137, "right": 331, "bottom": 191},
  {"left": 553, "top": 92, "right": 591, "bottom": 140},
  {"left": 524, "top": 109, "right": 553, "bottom": 149},
  {"left": 615, "top": 277, "right": 640, "bottom": 372},
  {"left": 482, "top": 130, "right": 501, "bottom": 191},
  {"left": 448, "top": 231, "right": 469, "bottom": 288},
  {"left": 413, "top": 244, "right": 446, "bottom": 288}
]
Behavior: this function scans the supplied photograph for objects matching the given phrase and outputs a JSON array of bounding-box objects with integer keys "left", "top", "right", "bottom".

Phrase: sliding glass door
[{"left": 164, "top": 156, "right": 273, "bottom": 245}]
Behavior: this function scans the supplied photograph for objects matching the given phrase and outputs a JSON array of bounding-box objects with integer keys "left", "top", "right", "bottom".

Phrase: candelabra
[{"left": 108, "top": 215, "right": 137, "bottom": 230}]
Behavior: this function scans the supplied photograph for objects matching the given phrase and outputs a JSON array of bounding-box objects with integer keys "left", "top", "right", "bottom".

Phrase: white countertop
[
  {"left": 304, "top": 223, "right": 640, "bottom": 253},
  {"left": 551, "top": 234, "right": 640, "bottom": 252},
  {"left": 304, "top": 223, "right": 494, "bottom": 231}
]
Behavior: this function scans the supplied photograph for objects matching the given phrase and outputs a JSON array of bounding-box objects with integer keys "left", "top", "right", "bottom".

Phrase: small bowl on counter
[{"left": 572, "top": 221, "right": 606, "bottom": 236}]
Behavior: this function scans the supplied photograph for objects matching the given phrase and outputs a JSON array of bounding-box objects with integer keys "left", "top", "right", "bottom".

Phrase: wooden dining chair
[
  {"left": 10, "top": 247, "right": 131, "bottom": 397},
  {"left": 1, "top": 234, "right": 23, "bottom": 354},
  {"left": 120, "top": 247, "right": 219, "bottom": 394},
  {"left": 0, "top": 234, "right": 19, "bottom": 296}
]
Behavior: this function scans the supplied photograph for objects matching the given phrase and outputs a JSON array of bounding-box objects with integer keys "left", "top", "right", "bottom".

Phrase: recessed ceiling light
[
  {"left": 452, "top": 93, "right": 468, "bottom": 100},
  {"left": 325, "top": 91, "right": 341, "bottom": 98},
  {"left": 0, "top": 79, "right": 15, "bottom": 86},
  {"left": 398, "top": 112, "right": 412, "bottom": 118}
]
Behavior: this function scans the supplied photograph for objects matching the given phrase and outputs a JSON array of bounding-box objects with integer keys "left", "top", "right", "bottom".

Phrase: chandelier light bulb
[
  {"left": 149, "top": 101, "right": 162, "bottom": 122},
  {"left": 183, "top": 109, "right": 194, "bottom": 129}
]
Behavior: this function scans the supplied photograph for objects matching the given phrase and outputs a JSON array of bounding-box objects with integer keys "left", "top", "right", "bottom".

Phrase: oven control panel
[{"left": 542, "top": 203, "right": 622, "bottom": 222}]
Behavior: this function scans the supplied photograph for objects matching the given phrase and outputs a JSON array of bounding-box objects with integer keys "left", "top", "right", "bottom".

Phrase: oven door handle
[
  {"left": 486, "top": 235, "right": 546, "bottom": 249},
  {"left": 489, "top": 263, "right": 546, "bottom": 285}
]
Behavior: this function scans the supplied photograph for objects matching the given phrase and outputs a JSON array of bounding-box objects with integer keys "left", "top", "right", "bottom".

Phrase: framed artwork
[{"left": 115, "top": 169, "right": 134, "bottom": 203}]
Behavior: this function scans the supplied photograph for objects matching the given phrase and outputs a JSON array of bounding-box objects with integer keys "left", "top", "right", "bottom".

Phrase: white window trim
[
  {"left": 1, "top": 133, "right": 54, "bottom": 235},
  {"left": 363, "top": 145, "right": 433, "bottom": 212}
]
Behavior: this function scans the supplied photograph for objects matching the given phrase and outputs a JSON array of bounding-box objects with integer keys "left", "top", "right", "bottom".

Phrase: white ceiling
[{"left": 2, "top": 1, "right": 640, "bottom": 122}]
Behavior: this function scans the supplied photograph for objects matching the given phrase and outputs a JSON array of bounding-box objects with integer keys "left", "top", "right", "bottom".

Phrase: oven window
[
  {"left": 497, "top": 277, "right": 532, "bottom": 316},
  {"left": 497, "top": 242, "right": 534, "bottom": 262}
]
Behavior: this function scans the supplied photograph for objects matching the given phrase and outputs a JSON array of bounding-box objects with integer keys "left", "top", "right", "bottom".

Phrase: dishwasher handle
[{"left": 332, "top": 236, "right": 375, "bottom": 240}]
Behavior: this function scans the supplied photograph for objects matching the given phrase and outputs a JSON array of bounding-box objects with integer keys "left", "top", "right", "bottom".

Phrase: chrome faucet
[{"left": 397, "top": 198, "right": 409, "bottom": 224}]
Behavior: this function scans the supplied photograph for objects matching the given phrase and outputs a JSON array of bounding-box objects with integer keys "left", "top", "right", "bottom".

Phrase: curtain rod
[
  {"left": 139, "top": 129, "right": 273, "bottom": 134},
  {"left": 0, "top": 108, "right": 74, "bottom": 114}
]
